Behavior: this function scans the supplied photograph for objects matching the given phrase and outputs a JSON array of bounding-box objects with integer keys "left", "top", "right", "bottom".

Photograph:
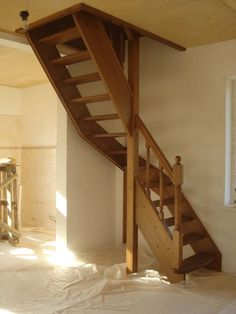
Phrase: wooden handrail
[{"left": 135, "top": 114, "right": 173, "bottom": 180}]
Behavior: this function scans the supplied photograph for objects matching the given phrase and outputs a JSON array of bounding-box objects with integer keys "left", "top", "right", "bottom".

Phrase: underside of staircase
[{"left": 25, "top": 2, "right": 221, "bottom": 283}]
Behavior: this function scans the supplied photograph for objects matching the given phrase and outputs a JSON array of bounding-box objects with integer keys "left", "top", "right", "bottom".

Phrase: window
[{"left": 225, "top": 77, "right": 236, "bottom": 205}]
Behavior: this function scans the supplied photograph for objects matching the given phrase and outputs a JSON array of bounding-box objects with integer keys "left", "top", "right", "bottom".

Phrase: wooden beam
[
  {"left": 23, "top": 3, "right": 186, "bottom": 51},
  {"left": 74, "top": 12, "right": 132, "bottom": 134},
  {"left": 123, "top": 171, "right": 127, "bottom": 243},
  {"left": 0, "top": 29, "right": 28, "bottom": 45},
  {"left": 126, "top": 34, "right": 139, "bottom": 273}
]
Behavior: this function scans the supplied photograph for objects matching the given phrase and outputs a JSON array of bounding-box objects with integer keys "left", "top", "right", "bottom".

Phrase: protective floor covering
[{"left": 0, "top": 229, "right": 236, "bottom": 314}]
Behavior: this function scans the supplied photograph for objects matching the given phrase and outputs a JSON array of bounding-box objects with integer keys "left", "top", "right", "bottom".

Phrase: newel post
[
  {"left": 173, "top": 156, "right": 183, "bottom": 230},
  {"left": 126, "top": 33, "right": 139, "bottom": 273},
  {"left": 172, "top": 156, "right": 183, "bottom": 269}
]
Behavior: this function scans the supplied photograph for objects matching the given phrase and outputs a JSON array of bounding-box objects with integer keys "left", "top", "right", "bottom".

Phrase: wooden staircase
[{"left": 25, "top": 3, "right": 221, "bottom": 283}]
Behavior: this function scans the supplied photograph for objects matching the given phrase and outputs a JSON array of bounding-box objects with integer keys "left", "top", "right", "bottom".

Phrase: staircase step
[
  {"left": 39, "top": 27, "right": 80, "bottom": 45},
  {"left": 82, "top": 114, "right": 119, "bottom": 121},
  {"left": 164, "top": 215, "right": 194, "bottom": 227},
  {"left": 153, "top": 197, "right": 174, "bottom": 207},
  {"left": 175, "top": 252, "right": 215, "bottom": 274},
  {"left": 183, "top": 233, "right": 205, "bottom": 245},
  {"left": 63, "top": 72, "right": 101, "bottom": 85},
  {"left": 52, "top": 51, "right": 91, "bottom": 65},
  {"left": 91, "top": 132, "right": 126, "bottom": 139},
  {"left": 72, "top": 94, "right": 110, "bottom": 104},
  {"left": 109, "top": 149, "right": 127, "bottom": 155}
]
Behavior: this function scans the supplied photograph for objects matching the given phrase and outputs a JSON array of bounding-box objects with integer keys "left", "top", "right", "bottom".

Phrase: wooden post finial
[{"left": 175, "top": 155, "right": 181, "bottom": 165}]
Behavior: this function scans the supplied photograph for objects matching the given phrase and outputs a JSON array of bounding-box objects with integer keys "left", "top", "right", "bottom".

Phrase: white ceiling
[{"left": 0, "top": 0, "right": 236, "bottom": 87}]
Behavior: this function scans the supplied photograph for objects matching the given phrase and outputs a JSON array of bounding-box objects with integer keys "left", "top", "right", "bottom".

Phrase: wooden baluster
[
  {"left": 145, "top": 143, "right": 151, "bottom": 198},
  {"left": 172, "top": 156, "right": 184, "bottom": 270},
  {"left": 159, "top": 163, "right": 164, "bottom": 220},
  {"left": 173, "top": 156, "right": 183, "bottom": 231}
]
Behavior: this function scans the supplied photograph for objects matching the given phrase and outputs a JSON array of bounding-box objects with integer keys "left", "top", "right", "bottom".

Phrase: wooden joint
[{"left": 124, "top": 26, "right": 134, "bottom": 41}]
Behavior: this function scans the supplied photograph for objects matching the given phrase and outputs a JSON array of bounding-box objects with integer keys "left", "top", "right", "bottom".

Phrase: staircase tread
[
  {"left": 63, "top": 72, "right": 101, "bottom": 85},
  {"left": 91, "top": 132, "right": 126, "bottom": 138},
  {"left": 109, "top": 149, "right": 127, "bottom": 155},
  {"left": 82, "top": 114, "right": 119, "bottom": 121},
  {"left": 153, "top": 197, "right": 174, "bottom": 207},
  {"left": 51, "top": 51, "right": 91, "bottom": 65},
  {"left": 164, "top": 215, "right": 194, "bottom": 227},
  {"left": 183, "top": 232, "right": 205, "bottom": 245},
  {"left": 175, "top": 252, "right": 215, "bottom": 274},
  {"left": 71, "top": 94, "right": 110, "bottom": 104},
  {"left": 39, "top": 26, "right": 80, "bottom": 45}
]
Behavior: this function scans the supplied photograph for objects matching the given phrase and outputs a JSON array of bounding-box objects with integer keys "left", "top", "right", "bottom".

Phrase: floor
[{"left": 0, "top": 229, "right": 236, "bottom": 314}]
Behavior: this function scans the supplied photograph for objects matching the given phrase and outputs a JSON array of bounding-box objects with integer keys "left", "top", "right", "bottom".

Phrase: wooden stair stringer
[
  {"left": 26, "top": 28, "right": 127, "bottom": 169},
  {"left": 138, "top": 166, "right": 221, "bottom": 271},
  {"left": 135, "top": 179, "right": 184, "bottom": 283},
  {"left": 74, "top": 11, "right": 132, "bottom": 135}
]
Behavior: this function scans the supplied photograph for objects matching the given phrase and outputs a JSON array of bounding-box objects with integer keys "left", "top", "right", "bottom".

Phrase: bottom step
[{"left": 175, "top": 252, "right": 215, "bottom": 274}]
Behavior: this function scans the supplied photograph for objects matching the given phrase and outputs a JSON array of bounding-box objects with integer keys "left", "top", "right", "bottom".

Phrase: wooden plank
[
  {"left": 51, "top": 51, "right": 91, "bottom": 65},
  {"left": 39, "top": 26, "right": 80, "bottom": 44},
  {"left": 123, "top": 171, "right": 127, "bottom": 244},
  {"left": 126, "top": 34, "right": 139, "bottom": 273},
  {"left": 0, "top": 29, "right": 28, "bottom": 45},
  {"left": 63, "top": 72, "right": 101, "bottom": 85},
  {"left": 25, "top": 3, "right": 185, "bottom": 51},
  {"left": 175, "top": 252, "right": 215, "bottom": 274},
  {"left": 135, "top": 180, "right": 184, "bottom": 283},
  {"left": 74, "top": 12, "right": 132, "bottom": 134},
  {"left": 91, "top": 132, "right": 126, "bottom": 138},
  {"left": 71, "top": 94, "right": 110, "bottom": 104},
  {"left": 82, "top": 114, "right": 119, "bottom": 121},
  {"left": 153, "top": 197, "right": 174, "bottom": 207},
  {"left": 164, "top": 215, "right": 194, "bottom": 227},
  {"left": 109, "top": 150, "right": 127, "bottom": 155},
  {"left": 183, "top": 233, "right": 204, "bottom": 246}
]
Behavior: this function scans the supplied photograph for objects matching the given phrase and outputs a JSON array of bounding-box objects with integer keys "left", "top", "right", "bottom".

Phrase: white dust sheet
[{"left": 0, "top": 229, "right": 236, "bottom": 314}]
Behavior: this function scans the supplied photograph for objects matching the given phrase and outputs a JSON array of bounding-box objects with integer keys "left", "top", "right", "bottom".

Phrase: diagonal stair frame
[{"left": 25, "top": 3, "right": 221, "bottom": 283}]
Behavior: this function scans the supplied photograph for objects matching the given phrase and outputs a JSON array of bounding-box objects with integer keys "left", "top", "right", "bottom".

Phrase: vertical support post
[
  {"left": 126, "top": 32, "right": 139, "bottom": 273},
  {"left": 145, "top": 143, "right": 151, "bottom": 198},
  {"left": 123, "top": 170, "right": 127, "bottom": 244},
  {"left": 173, "top": 156, "right": 183, "bottom": 231},
  {"left": 159, "top": 163, "right": 164, "bottom": 220},
  {"left": 172, "top": 156, "right": 184, "bottom": 270}
]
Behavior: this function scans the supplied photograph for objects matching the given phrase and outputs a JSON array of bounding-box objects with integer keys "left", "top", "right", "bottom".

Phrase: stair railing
[{"left": 135, "top": 114, "right": 184, "bottom": 269}]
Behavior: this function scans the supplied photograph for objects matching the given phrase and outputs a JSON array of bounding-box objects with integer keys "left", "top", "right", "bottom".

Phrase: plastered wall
[
  {"left": 0, "top": 83, "right": 57, "bottom": 232},
  {"left": 0, "top": 86, "right": 22, "bottom": 181},
  {"left": 21, "top": 83, "right": 57, "bottom": 231}
]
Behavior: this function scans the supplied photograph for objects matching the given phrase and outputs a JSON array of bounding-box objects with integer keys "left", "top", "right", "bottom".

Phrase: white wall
[
  {"left": 0, "top": 86, "right": 22, "bottom": 177},
  {"left": 66, "top": 118, "right": 116, "bottom": 252},
  {"left": 129, "top": 38, "right": 236, "bottom": 273},
  {"left": 21, "top": 83, "right": 57, "bottom": 146},
  {"left": 56, "top": 100, "right": 116, "bottom": 252},
  {"left": 56, "top": 101, "right": 68, "bottom": 249},
  {"left": 20, "top": 83, "right": 57, "bottom": 231},
  {"left": 0, "top": 86, "right": 22, "bottom": 116}
]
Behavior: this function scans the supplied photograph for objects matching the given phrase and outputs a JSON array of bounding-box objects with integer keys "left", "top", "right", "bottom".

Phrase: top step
[{"left": 39, "top": 27, "right": 80, "bottom": 45}]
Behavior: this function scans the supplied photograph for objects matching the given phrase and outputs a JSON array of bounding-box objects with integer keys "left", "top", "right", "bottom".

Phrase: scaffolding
[{"left": 0, "top": 158, "right": 20, "bottom": 245}]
